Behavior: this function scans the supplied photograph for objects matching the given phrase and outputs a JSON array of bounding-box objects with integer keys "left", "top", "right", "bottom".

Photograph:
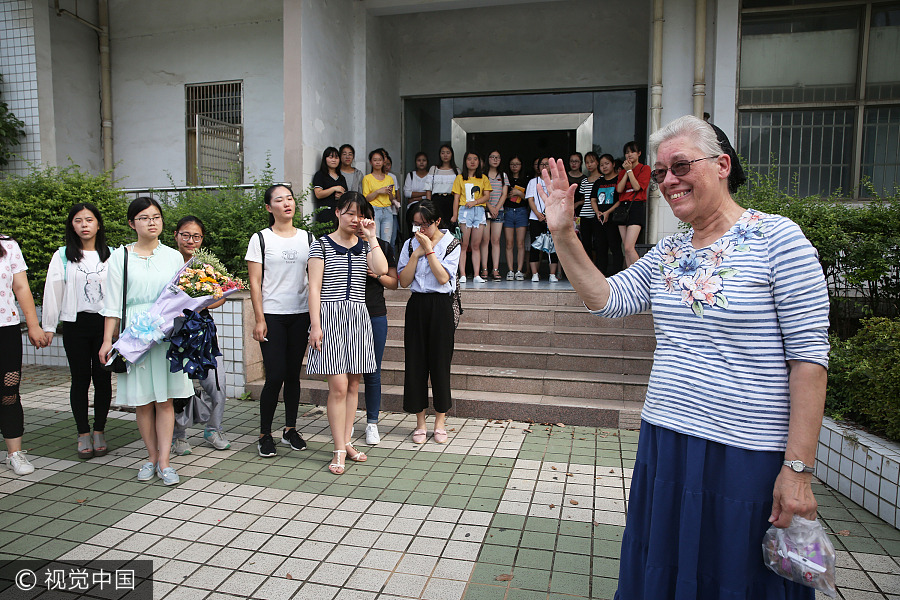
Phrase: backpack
[
  {"left": 407, "top": 236, "right": 463, "bottom": 329},
  {"left": 257, "top": 228, "right": 315, "bottom": 286}
]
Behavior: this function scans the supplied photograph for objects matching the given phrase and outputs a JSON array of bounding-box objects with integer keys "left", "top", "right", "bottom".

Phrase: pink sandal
[
  {"left": 412, "top": 429, "right": 427, "bottom": 444},
  {"left": 433, "top": 429, "right": 448, "bottom": 444}
]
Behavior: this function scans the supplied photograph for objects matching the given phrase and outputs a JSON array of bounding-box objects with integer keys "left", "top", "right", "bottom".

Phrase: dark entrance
[{"left": 466, "top": 129, "right": 576, "bottom": 176}]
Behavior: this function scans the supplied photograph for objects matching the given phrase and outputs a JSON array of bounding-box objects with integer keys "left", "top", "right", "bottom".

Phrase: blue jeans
[
  {"left": 374, "top": 206, "right": 393, "bottom": 242},
  {"left": 362, "top": 314, "right": 388, "bottom": 423}
]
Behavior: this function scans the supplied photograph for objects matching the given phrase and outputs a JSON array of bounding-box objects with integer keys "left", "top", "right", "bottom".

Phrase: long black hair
[
  {"left": 318, "top": 147, "right": 340, "bottom": 176},
  {"left": 65, "top": 202, "right": 111, "bottom": 263},
  {"left": 127, "top": 197, "right": 164, "bottom": 223},
  {"left": 263, "top": 184, "right": 294, "bottom": 227},
  {"left": 437, "top": 144, "right": 459, "bottom": 175},
  {"left": 0, "top": 234, "right": 13, "bottom": 259},
  {"left": 461, "top": 150, "right": 484, "bottom": 179}
]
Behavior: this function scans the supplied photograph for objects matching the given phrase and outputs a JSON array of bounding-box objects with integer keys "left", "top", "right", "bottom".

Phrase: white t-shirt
[
  {"left": 0, "top": 238, "right": 26, "bottom": 326},
  {"left": 526, "top": 177, "right": 548, "bottom": 221},
  {"left": 245, "top": 228, "right": 310, "bottom": 314},
  {"left": 428, "top": 166, "right": 458, "bottom": 195}
]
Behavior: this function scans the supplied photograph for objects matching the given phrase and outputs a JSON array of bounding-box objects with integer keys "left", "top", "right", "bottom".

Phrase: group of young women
[
  {"left": 0, "top": 199, "right": 230, "bottom": 484},
  {"left": 365, "top": 141, "right": 648, "bottom": 282}
]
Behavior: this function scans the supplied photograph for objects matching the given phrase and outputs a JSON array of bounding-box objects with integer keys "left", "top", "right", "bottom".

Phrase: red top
[{"left": 617, "top": 163, "right": 651, "bottom": 202}]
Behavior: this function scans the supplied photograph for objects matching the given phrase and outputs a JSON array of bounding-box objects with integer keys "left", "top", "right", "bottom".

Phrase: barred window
[
  {"left": 185, "top": 81, "right": 243, "bottom": 185},
  {"left": 739, "top": 2, "right": 900, "bottom": 197}
]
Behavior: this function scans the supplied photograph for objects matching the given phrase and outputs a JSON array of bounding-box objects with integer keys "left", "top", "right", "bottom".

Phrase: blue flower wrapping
[{"left": 167, "top": 309, "right": 222, "bottom": 380}]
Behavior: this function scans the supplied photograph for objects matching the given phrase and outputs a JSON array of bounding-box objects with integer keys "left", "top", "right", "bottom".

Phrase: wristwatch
[{"left": 783, "top": 459, "right": 815, "bottom": 474}]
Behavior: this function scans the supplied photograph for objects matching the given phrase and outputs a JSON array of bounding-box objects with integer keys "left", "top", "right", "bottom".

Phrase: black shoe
[
  {"left": 258, "top": 434, "right": 277, "bottom": 457},
  {"left": 282, "top": 428, "right": 307, "bottom": 451}
]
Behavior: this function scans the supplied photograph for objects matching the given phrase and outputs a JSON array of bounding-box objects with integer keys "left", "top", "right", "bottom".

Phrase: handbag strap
[{"left": 120, "top": 246, "right": 129, "bottom": 333}]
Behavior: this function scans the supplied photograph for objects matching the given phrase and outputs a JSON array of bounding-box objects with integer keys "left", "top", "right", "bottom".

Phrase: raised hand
[
  {"left": 360, "top": 218, "right": 377, "bottom": 240},
  {"left": 537, "top": 158, "right": 578, "bottom": 234}
]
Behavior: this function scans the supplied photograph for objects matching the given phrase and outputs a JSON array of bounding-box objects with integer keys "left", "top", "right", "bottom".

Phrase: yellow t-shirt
[
  {"left": 363, "top": 173, "right": 393, "bottom": 208},
  {"left": 451, "top": 174, "right": 492, "bottom": 207}
]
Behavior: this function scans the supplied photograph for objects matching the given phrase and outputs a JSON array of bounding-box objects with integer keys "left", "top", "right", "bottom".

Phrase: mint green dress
[{"left": 101, "top": 243, "right": 193, "bottom": 407}]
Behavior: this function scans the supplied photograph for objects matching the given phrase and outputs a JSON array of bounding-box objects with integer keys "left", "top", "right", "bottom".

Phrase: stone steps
[{"left": 248, "top": 284, "right": 654, "bottom": 428}]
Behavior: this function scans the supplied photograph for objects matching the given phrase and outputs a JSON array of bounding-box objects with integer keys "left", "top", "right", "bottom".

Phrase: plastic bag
[{"left": 762, "top": 515, "right": 837, "bottom": 597}]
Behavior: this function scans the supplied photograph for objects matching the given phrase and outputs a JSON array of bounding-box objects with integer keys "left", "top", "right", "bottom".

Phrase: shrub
[
  {"left": 826, "top": 317, "right": 900, "bottom": 442},
  {"left": 736, "top": 167, "right": 900, "bottom": 336},
  {"left": 0, "top": 164, "right": 130, "bottom": 300}
]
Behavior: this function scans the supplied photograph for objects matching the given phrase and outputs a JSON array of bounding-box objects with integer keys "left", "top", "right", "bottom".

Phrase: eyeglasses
[
  {"left": 176, "top": 232, "right": 203, "bottom": 242},
  {"left": 649, "top": 156, "right": 719, "bottom": 184},
  {"left": 412, "top": 220, "right": 433, "bottom": 228},
  {"left": 133, "top": 215, "right": 162, "bottom": 224}
]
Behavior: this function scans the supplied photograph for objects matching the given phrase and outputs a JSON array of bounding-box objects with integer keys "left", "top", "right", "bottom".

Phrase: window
[
  {"left": 185, "top": 81, "right": 243, "bottom": 185},
  {"left": 738, "top": 2, "right": 900, "bottom": 197}
]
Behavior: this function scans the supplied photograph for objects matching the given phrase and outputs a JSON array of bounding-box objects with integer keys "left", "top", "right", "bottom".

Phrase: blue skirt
[{"left": 615, "top": 421, "right": 814, "bottom": 600}]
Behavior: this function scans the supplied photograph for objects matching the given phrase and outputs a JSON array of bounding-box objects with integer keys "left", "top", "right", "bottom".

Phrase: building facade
[{"left": 1, "top": 0, "right": 898, "bottom": 242}]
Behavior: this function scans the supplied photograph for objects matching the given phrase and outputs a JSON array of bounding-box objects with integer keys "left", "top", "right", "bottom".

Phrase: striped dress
[
  {"left": 306, "top": 236, "right": 377, "bottom": 376},
  {"left": 591, "top": 209, "right": 830, "bottom": 451}
]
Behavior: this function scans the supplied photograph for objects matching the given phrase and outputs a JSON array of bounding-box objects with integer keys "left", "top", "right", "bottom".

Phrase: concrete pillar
[{"left": 283, "top": 0, "right": 302, "bottom": 189}]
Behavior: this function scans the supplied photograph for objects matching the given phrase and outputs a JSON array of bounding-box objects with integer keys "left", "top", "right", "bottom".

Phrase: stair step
[
  {"left": 246, "top": 378, "right": 643, "bottom": 429},
  {"left": 300, "top": 361, "right": 648, "bottom": 400},
  {"left": 381, "top": 341, "right": 653, "bottom": 375}
]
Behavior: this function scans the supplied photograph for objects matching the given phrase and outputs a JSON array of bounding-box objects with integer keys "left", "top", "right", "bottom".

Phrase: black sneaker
[
  {"left": 258, "top": 434, "right": 277, "bottom": 457},
  {"left": 282, "top": 428, "right": 307, "bottom": 451}
]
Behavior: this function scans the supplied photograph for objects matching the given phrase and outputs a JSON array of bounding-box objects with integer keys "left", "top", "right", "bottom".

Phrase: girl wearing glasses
[
  {"left": 42, "top": 203, "right": 113, "bottom": 459},
  {"left": 170, "top": 216, "right": 231, "bottom": 456},
  {"left": 398, "top": 200, "right": 461, "bottom": 444},
  {"left": 503, "top": 155, "right": 529, "bottom": 280},
  {"left": 483, "top": 150, "right": 509, "bottom": 281},
  {"left": 100, "top": 197, "right": 194, "bottom": 485},
  {"left": 616, "top": 141, "right": 651, "bottom": 267}
]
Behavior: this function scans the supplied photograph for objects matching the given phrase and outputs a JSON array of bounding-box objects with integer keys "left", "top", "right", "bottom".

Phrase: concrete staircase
[{"left": 247, "top": 283, "right": 654, "bottom": 428}]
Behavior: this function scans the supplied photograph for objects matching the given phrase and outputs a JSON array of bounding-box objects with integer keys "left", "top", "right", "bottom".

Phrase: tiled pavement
[{"left": 2, "top": 366, "right": 899, "bottom": 600}]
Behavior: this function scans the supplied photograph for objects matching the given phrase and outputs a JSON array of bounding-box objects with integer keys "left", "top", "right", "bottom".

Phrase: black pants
[
  {"left": 431, "top": 194, "right": 454, "bottom": 228},
  {"left": 597, "top": 217, "right": 624, "bottom": 276},
  {"left": 580, "top": 216, "right": 601, "bottom": 261},
  {"left": 403, "top": 293, "right": 454, "bottom": 414},
  {"left": 529, "top": 220, "right": 557, "bottom": 264},
  {"left": 259, "top": 312, "right": 310, "bottom": 435},
  {"left": 0, "top": 325, "right": 25, "bottom": 439},
  {"left": 62, "top": 312, "right": 112, "bottom": 434}
]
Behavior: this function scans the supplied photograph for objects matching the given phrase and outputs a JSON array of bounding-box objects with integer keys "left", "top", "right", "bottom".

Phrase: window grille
[{"left": 185, "top": 81, "right": 243, "bottom": 185}]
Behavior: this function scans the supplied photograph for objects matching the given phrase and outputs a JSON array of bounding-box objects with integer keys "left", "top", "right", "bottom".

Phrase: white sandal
[
  {"left": 329, "top": 450, "right": 346, "bottom": 475},
  {"left": 346, "top": 443, "right": 367, "bottom": 462}
]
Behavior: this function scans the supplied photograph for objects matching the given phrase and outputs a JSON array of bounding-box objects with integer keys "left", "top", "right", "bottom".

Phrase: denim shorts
[
  {"left": 458, "top": 205, "right": 486, "bottom": 228},
  {"left": 486, "top": 208, "right": 505, "bottom": 222},
  {"left": 504, "top": 205, "right": 529, "bottom": 228}
]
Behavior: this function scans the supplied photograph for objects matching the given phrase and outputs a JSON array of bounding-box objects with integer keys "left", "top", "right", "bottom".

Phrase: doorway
[{"left": 466, "top": 129, "right": 575, "bottom": 176}]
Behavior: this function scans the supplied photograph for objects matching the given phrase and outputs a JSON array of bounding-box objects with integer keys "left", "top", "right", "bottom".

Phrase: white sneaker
[
  {"left": 473, "top": 275, "right": 485, "bottom": 283},
  {"left": 171, "top": 438, "right": 191, "bottom": 456},
  {"left": 6, "top": 451, "right": 34, "bottom": 476},
  {"left": 531, "top": 273, "right": 540, "bottom": 282},
  {"left": 459, "top": 275, "right": 467, "bottom": 283},
  {"left": 515, "top": 271, "right": 524, "bottom": 281},
  {"left": 549, "top": 274, "right": 559, "bottom": 283},
  {"left": 506, "top": 271, "right": 515, "bottom": 281},
  {"left": 365, "top": 423, "right": 381, "bottom": 445}
]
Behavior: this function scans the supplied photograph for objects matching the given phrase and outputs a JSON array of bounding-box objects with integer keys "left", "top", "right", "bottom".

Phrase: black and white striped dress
[{"left": 306, "top": 236, "right": 377, "bottom": 375}]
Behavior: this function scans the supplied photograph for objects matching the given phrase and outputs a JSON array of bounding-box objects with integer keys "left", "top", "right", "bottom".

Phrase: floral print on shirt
[{"left": 658, "top": 209, "right": 767, "bottom": 317}]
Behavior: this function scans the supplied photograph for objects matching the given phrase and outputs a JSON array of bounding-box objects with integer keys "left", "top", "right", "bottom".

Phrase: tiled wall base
[{"left": 817, "top": 417, "right": 900, "bottom": 530}]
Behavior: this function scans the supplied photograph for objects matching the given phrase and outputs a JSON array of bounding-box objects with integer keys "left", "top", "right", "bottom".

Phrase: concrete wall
[
  {"left": 391, "top": 0, "right": 651, "bottom": 98},
  {"left": 364, "top": 12, "right": 401, "bottom": 165},
  {"left": 46, "top": 0, "right": 102, "bottom": 173},
  {"left": 108, "top": 0, "right": 284, "bottom": 188}
]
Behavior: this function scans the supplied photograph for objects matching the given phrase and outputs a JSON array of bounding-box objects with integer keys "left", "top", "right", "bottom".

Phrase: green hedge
[
  {"left": 0, "top": 164, "right": 131, "bottom": 300},
  {"left": 827, "top": 317, "right": 900, "bottom": 442},
  {"left": 736, "top": 169, "right": 900, "bottom": 335}
]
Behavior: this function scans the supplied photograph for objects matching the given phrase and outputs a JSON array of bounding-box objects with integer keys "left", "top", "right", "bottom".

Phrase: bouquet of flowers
[{"left": 112, "top": 248, "right": 245, "bottom": 365}]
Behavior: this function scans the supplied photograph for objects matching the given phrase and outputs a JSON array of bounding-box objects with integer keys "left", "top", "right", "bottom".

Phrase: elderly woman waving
[{"left": 539, "top": 115, "right": 829, "bottom": 600}]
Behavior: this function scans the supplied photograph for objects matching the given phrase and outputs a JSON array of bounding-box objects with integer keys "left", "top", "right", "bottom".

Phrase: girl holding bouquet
[
  {"left": 170, "top": 216, "right": 231, "bottom": 455},
  {"left": 99, "top": 198, "right": 193, "bottom": 485},
  {"left": 307, "top": 192, "right": 388, "bottom": 474},
  {"left": 42, "top": 203, "right": 113, "bottom": 459}
]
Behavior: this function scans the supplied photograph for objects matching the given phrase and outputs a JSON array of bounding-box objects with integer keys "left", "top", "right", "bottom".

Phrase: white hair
[{"left": 648, "top": 115, "right": 722, "bottom": 158}]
